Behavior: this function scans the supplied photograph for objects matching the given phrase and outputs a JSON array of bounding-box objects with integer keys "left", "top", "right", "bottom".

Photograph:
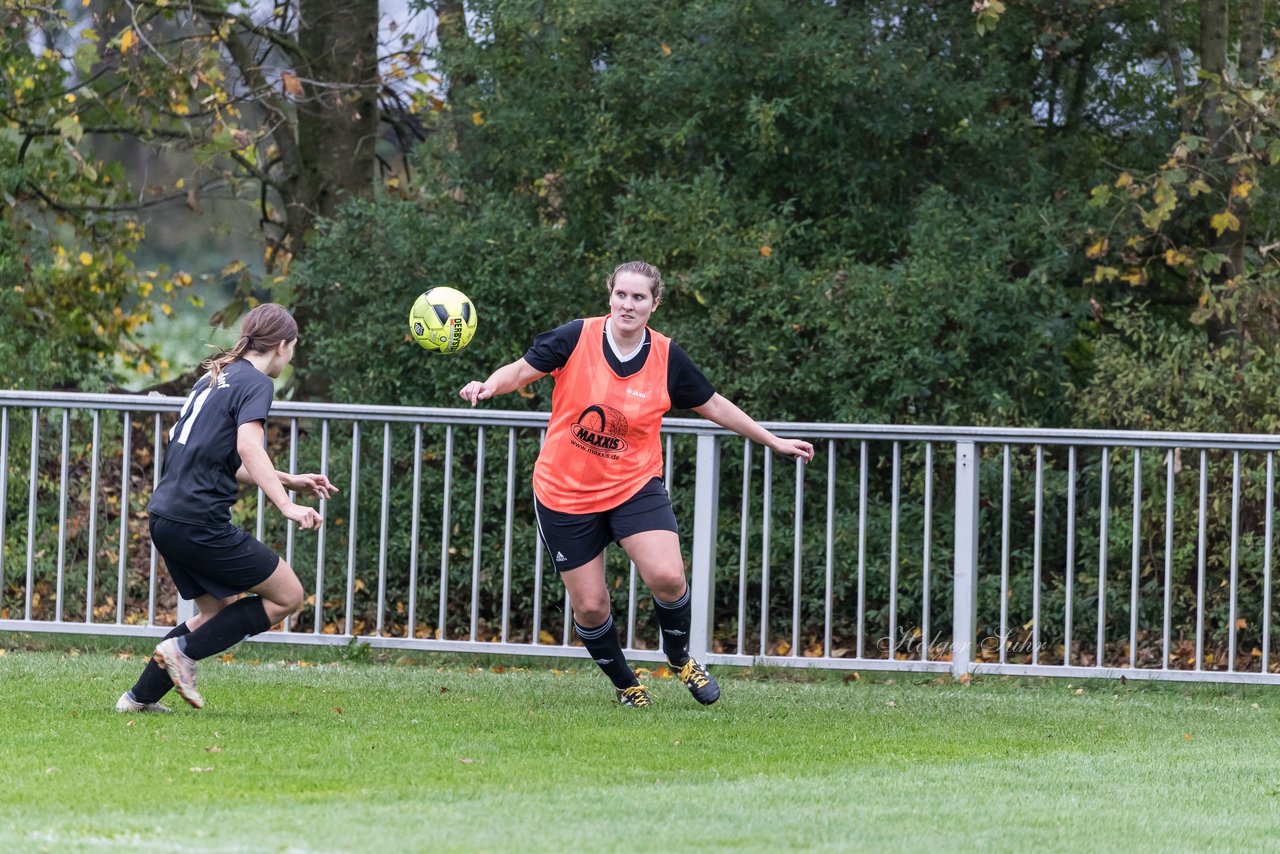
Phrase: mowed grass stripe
[{"left": 1, "top": 644, "right": 1277, "bottom": 852}]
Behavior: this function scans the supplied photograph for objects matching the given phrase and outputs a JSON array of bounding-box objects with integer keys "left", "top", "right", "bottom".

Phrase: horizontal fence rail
[{"left": 3, "top": 390, "right": 1280, "bottom": 684}]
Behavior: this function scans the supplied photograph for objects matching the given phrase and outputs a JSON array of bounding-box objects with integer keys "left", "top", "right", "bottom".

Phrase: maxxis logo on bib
[{"left": 569, "top": 404, "right": 630, "bottom": 459}]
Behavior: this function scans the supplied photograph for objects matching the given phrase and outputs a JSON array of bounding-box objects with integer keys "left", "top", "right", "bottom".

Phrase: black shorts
[
  {"left": 149, "top": 513, "right": 280, "bottom": 601},
  {"left": 534, "top": 477, "right": 679, "bottom": 573}
]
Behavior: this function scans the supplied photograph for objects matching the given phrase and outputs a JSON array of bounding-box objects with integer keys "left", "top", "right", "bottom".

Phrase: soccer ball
[{"left": 408, "top": 287, "right": 478, "bottom": 353}]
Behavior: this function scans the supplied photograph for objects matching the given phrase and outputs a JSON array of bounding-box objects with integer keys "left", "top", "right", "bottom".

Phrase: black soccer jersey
[
  {"left": 523, "top": 319, "right": 715, "bottom": 410},
  {"left": 148, "top": 359, "right": 275, "bottom": 526}
]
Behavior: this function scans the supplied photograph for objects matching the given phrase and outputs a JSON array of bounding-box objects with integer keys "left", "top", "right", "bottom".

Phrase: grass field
[{"left": 1, "top": 633, "right": 1278, "bottom": 853}]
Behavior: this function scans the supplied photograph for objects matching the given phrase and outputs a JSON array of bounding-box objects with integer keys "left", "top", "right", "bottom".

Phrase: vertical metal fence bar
[
  {"left": 375, "top": 423, "right": 392, "bottom": 637},
  {"left": 689, "top": 434, "right": 720, "bottom": 661},
  {"left": 562, "top": 583, "right": 572, "bottom": 647},
  {"left": 407, "top": 424, "right": 422, "bottom": 640},
  {"left": 149, "top": 414, "right": 162, "bottom": 625},
  {"left": 921, "top": 442, "right": 933, "bottom": 663},
  {"left": 1196, "top": 451, "right": 1208, "bottom": 670},
  {"left": 55, "top": 410, "right": 69, "bottom": 622},
  {"left": 439, "top": 426, "right": 454, "bottom": 640},
  {"left": 312, "top": 421, "right": 330, "bottom": 635},
  {"left": 85, "top": 412, "right": 100, "bottom": 623},
  {"left": 791, "top": 457, "right": 804, "bottom": 657},
  {"left": 283, "top": 418, "right": 298, "bottom": 632},
  {"left": 1163, "top": 449, "right": 1175, "bottom": 670},
  {"left": 1064, "top": 446, "right": 1076, "bottom": 665},
  {"left": 470, "top": 427, "right": 486, "bottom": 642},
  {"left": 532, "top": 430, "right": 546, "bottom": 644},
  {"left": 856, "top": 441, "right": 867, "bottom": 659},
  {"left": 888, "top": 441, "right": 901, "bottom": 661},
  {"left": 625, "top": 561, "right": 637, "bottom": 648},
  {"left": 737, "top": 441, "right": 752, "bottom": 656},
  {"left": 1228, "top": 451, "right": 1241, "bottom": 672},
  {"left": 1000, "top": 445, "right": 1011, "bottom": 665},
  {"left": 0, "top": 408, "right": 7, "bottom": 606},
  {"left": 760, "top": 448, "right": 773, "bottom": 656},
  {"left": 500, "top": 428, "right": 516, "bottom": 644},
  {"left": 1032, "top": 445, "right": 1043, "bottom": 665},
  {"left": 1129, "top": 448, "right": 1141, "bottom": 669},
  {"left": 1265, "top": 453, "right": 1275, "bottom": 674},
  {"left": 824, "top": 441, "right": 836, "bottom": 658},
  {"left": 345, "top": 422, "right": 361, "bottom": 637},
  {"left": 1096, "top": 447, "right": 1110, "bottom": 667},
  {"left": 952, "top": 441, "right": 980, "bottom": 680},
  {"left": 25, "top": 409, "right": 38, "bottom": 621},
  {"left": 117, "top": 412, "right": 130, "bottom": 625}
]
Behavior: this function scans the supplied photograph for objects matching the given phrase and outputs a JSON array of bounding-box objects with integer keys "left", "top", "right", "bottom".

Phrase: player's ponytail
[{"left": 202, "top": 303, "right": 299, "bottom": 387}]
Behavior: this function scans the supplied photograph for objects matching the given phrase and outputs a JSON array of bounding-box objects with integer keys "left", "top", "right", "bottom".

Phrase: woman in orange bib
[{"left": 460, "top": 261, "right": 814, "bottom": 707}]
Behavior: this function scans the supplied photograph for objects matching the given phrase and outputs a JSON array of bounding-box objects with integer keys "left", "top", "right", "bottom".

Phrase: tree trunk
[
  {"left": 292, "top": 0, "right": 380, "bottom": 249},
  {"left": 1199, "top": 0, "right": 1229, "bottom": 156},
  {"left": 1239, "top": 0, "right": 1266, "bottom": 86},
  {"left": 1159, "top": 0, "right": 1192, "bottom": 136},
  {"left": 436, "top": 0, "right": 477, "bottom": 172},
  {"left": 289, "top": 0, "right": 380, "bottom": 399}
]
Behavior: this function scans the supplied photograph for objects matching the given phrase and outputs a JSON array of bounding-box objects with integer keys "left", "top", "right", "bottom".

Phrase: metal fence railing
[{"left": 3, "top": 390, "right": 1280, "bottom": 684}]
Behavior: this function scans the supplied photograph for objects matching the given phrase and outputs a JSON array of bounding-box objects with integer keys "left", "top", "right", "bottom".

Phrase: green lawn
[{"left": 1, "top": 634, "right": 1277, "bottom": 853}]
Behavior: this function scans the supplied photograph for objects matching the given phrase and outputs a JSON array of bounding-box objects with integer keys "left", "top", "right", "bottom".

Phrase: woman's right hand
[
  {"left": 459, "top": 380, "right": 495, "bottom": 407},
  {"left": 282, "top": 502, "right": 324, "bottom": 530}
]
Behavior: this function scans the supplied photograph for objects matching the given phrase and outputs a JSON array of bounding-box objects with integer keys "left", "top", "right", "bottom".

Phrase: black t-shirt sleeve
[
  {"left": 524, "top": 319, "right": 584, "bottom": 373},
  {"left": 667, "top": 341, "right": 715, "bottom": 410},
  {"left": 233, "top": 374, "right": 274, "bottom": 426}
]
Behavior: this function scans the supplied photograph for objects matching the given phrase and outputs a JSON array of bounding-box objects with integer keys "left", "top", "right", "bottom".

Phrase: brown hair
[
  {"left": 606, "top": 260, "right": 664, "bottom": 303},
  {"left": 203, "top": 303, "right": 299, "bottom": 386}
]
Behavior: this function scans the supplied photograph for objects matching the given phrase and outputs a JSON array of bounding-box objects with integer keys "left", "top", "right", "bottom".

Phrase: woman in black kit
[{"left": 115, "top": 303, "right": 337, "bottom": 712}]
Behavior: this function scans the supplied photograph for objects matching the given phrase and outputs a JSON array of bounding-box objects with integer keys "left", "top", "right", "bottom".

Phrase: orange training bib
[{"left": 532, "top": 316, "right": 671, "bottom": 513}]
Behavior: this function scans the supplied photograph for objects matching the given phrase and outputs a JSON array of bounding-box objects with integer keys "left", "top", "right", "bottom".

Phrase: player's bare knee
[
  {"left": 571, "top": 598, "right": 611, "bottom": 627},
  {"left": 650, "top": 569, "right": 687, "bottom": 602}
]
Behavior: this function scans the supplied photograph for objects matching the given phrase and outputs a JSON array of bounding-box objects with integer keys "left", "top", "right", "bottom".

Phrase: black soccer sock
[
  {"left": 574, "top": 615, "right": 638, "bottom": 690},
  {"left": 653, "top": 586, "right": 692, "bottom": 666},
  {"left": 180, "top": 596, "right": 273, "bottom": 661},
  {"left": 130, "top": 621, "right": 192, "bottom": 703}
]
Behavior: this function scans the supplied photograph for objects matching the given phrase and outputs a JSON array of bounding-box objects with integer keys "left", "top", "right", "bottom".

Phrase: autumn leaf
[
  {"left": 538, "top": 630, "right": 556, "bottom": 644},
  {"left": 1119, "top": 268, "right": 1145, "bottom": 286},
  {"left": 119, "top": 28, "right": 136, "bottom": 55},
  {"left": 281, "top": 71, "right": 303, "bottom": 98},
  {"left": 1231, "top": 181, "right": 1253, "bottom": 199},
  {"left": 471, "top": 111, "right": 485, "bottom": 126},
  {"left": 759, "top": 245, "right": 773, "bottom": 257},
  {"left": 1210, "top": 211, "right": 1241, "bottom": 235},
  {"left": 1085, "top": 238, "right": 1109, "bottom": 259},
  {"left": 661, "top": 43, "right": 672, "bottom": 57},
  {"left": 1114, "top": 171, "right": 1133, "bottom": 189},
  {"left": 1188, "top": 178, "right": 1211, "bottom": 197}
]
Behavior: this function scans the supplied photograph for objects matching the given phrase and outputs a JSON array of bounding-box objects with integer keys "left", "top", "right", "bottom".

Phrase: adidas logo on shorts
[{"left": 555, "top": 551, "right": 567, "bottom": 562}]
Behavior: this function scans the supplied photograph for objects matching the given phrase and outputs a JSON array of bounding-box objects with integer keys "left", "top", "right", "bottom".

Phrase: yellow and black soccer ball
[{"left": 408, "top": 287, "right": 478, "bottom": 354}]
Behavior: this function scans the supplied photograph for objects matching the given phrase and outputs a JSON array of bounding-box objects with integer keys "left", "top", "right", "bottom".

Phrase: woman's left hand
[
  {"left": 291, "top": 472, "right": 340, "bottom": 499},
  {"left": 773, "top": 438, "right": 815, "bottom": 463}
]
